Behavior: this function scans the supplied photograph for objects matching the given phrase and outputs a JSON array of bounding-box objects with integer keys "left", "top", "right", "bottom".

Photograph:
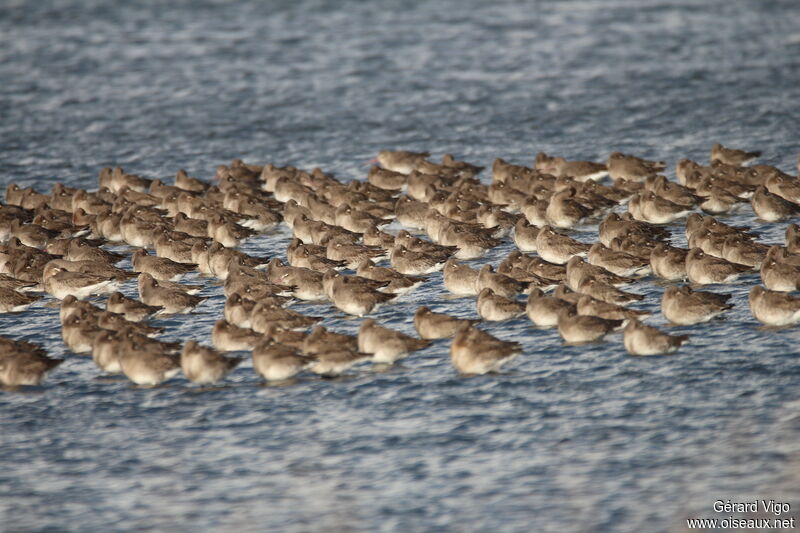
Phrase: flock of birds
[{"left": 2, "top": 144, "right": 800, "bottom": 387}]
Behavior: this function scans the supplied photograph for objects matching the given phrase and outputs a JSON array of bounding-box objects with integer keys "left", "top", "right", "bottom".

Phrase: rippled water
[{"left": 2, "top": 1, "right": 800, "bottom": 531}]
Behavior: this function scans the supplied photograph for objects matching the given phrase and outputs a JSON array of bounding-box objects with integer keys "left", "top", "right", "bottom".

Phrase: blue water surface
[{"left": 2, "top": 1, "right": 800, "bottom": 531}]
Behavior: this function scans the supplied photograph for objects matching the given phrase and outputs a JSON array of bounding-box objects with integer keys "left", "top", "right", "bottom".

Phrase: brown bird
[
  {"left": 64, "top": 238, "right": 125, "bottom": 264},
  {"left": 526, "top": 288, "right": 575, "bottom": 327},
  {"left": 358, "top": 319, "right": 431, "bottom": 364},
  {"left": 576, "top": 295, "right": 650, "bottom": 322},
  {"left": 536, "top": 153, "right": 608, "bottom": 182},
  {"left": 175, "top": 169, "right": 210, "bottom": 192},
  {"left": 577, "top": 277, "right": 643, "bottom": 306},
  {"left": 0, "top": 287, "right": 42, "bottom": 313},
  {"left": 710, "top": 143, "right": 760, "bottom": 166},
  {"left": 721, "top": 235, "right": 767, "bottom": 268},
  {"left": 307, "top": 349, "right": 372, "bottom": 377},
  {"left": 390, "top": 245, "right": 447, "bottom": 275},
  {"left": 138, "top": 273, "right": 206, "bottom": 314},
  {"left": 376, "top": 150, "right": 431, "bottom": 175},
  {"left": 302, "top": 326, "right": 358, "bottom": 355},
  {"left": 356, "top": 259, "right": 426, "bottom": 295},
  {"left": 334, "top": 203, "right": 391, "bottom": 234},
  {"left": 442, "top": 258, "right": 479, "bottom": 296},
  {"left": 440, "top": 223, "right": 502, "bottom": 260},
  {"left": 566, "top": 256, "right": 633, "bottom": 291},
  {"left": 786, "top": 223, "right": 800, "bottom": 254},
  {"left": 476, "top": 288, "right": 526, "bottom": 321},
  {"left": 322, "top": 270, "right": 396, "bottom": 316},
  {"left": 477, "top": 264, "right": 528, "bottom": 297},
  {"left": 764, "top": 173, "right": 800, "bottom": 204},
  {"left": 90, "top": 329, "right": 126, "bottom": 374},
  {"left": 644, "top": 175, "right": 699, "bottom": 207},
  {"left": 327, "top": 241, "right": 386, "bottom": 269},
  {"left": 650, "top": 243, "right": 688, "bottom": 281},
  {"left": 132, "top": 249, "right": 197, "bottom": 281},
  {"left": 623, "top": 319, "right": 688, "bottom": 356},
  {"left": 367, "top": 165, "right": 408, "bottom": 191},
  {"left": 119, "top": 346, "right": 181, "bottom": 387},
  {"left": 252, "top": 340, "right": 315, "bottom": 382},
  {"left": 536, "top": 226, "right": 589, "bottom": 265},
  {"left": 105, "top": 292, "right": 162, "bottom": 322},
  {"left": 450, "top": 325, "right": 522, "bottom": 375},
  {"left": 751, "top": 186, "right": 800, "bottom": 222},
  {"left": 545, "top": 186, "right": 593, "bottom": 228},
  {"left": 211, "top": 319, "right": 263, "bottom": 352},
  {"left": 181, "top": 340, "right": 242, "bottom": 384},
  {"left": 267, "top": 258, "right": 326, "bottom": 301},
  {"left": 95, "top": 310, "right": 162, "bottom": 338},
  {"left": 588, "top": 243, "right": 651, "bottom": 278},
  {"left": 414, "top": 306, "right": 480, "bottom": 339},
  {"left": 0, "top": 348, "right": 63, "bottom": 386},
  {"left": 43, "top": 266, "right": 121, "bottom": 300},
  {"left": 630, "top": 191, "right": 693, "bottom": 224},
  {"left": 362, "top": 226, "right": 398, "bottom": 251},
  {"left": 257, "top": 323, "right": 307, "bottom": 351},
  {"left": 396, "top": 230, "right": 458, "bottom": 257},
  {"left": 249, "top": 301, "right": 322, "bottom": 333},
  {"left": 59, "top": 295, "right": 100, "bottom": 325},
  {"left": 661, "top": 285, "right": 733, "bottom": 325},
  {"left": 760, "top": 247, "right": 800, "bottom": 291},
  {"left": 287, "top": 238, "right": 346, "bottom": 271},
  {"left": 512, "top": 219, "right": 540, "bottom": 253},
  {"left": 557, "top": 308, "right": 622, "bottom": 344},
  {"left": 441, "top": 153, "right": 484, "bottom": 177},
  {"left": 749, "top": 285, "right": 800, "bottom": 326},
  {"left": 607, "top": 152, "right": 666, "bottom": 181},
  {"left": 685, "top": 248, "right": 751, "bottom": 285},
  {"left": 598, "top": 212, "right": 670, "bottom": 247},
  {"left": 0, "top": 273, "right": 37, "bottom": 293}
]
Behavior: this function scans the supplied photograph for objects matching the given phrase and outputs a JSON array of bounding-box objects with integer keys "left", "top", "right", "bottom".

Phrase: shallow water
[{"left": 2, "top": 1, "right": 800, "bottom": 531}]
